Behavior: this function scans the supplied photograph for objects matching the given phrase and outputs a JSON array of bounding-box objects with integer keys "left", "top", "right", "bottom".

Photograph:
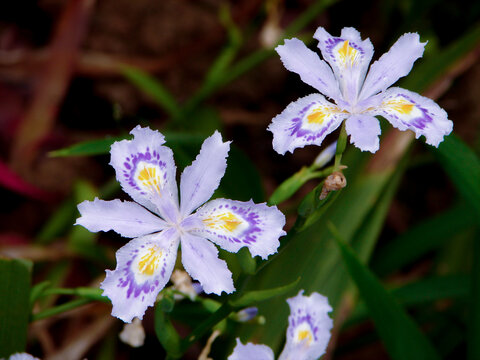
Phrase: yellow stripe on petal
[
  {"left": 306, "top": 105, "right": 346, "bottom": 126},
  {"left": 203, "top": 211, "right": 244, "bottom": 233},
  {"left": 135, "top": 162, "right": 164, "bottom": 195},
  {"left": 137, "top": 246, "right": 162, "bottom": 276},
  {"left": 297, "top": 330, "right": 313, "bottom": 344},
  {"left": 337, "top": 40, "right": 358, "bottom": 67},
  {"left": 383, "top": 99, "right": 415, "bottom": 115}
]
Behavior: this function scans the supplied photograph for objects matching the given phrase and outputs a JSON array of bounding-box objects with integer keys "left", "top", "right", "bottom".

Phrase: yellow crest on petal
[
  {"left": 203, "top": 211, "right": 243, "bottom": 233},
  {"left": 137, "top": 246, "right": 162, "bottom": 276},
  {"left": 337, "top": 40, "right": 359, "bottom": 67},
  {"left": 135, "top": 162, "right": 164, "bottom": 195}
]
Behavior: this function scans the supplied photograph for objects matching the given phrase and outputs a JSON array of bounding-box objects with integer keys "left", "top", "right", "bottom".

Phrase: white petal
[
  {"left": 374, "top": 87, "right": 453, "bottom": 146},
  {"left": 345, "top": 114, "right": 381, "bottom": 153},
  {"left": 179, "top": 131, "right": 230, "bottom": 216},
  {"left": 268, "top": 93, "right": 348, "bottom": 155},
  {"left": 360, "top": 33, "right": 426, "bottom": 100},
  {"left": 314, "top": 26, "right": 374, "bottom": 103},
  {"left": 279, "top": 290, "right": 333, "bottom": 360},
  {"left": 193, "top": 198, "right": 285, "bottom": 259},
  {"left": 76, "top": 198, "right": 167, "bottom": 238},
  {"left": 101, "top": 229, "right": 179, "bottom": 323},
  {"left": 228, "top": 338, "right": 275, "bottom": 360},
  {"left": 110, "top": 126, "right": 179, "bottom": 219},
  {"left": 276, "top": 38, "right": 342, "bottom": 101},
  {"left": 180, "top": 232, "right": 234, "bottom": 295}
]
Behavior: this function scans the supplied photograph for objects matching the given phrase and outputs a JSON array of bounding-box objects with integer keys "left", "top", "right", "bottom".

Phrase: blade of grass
[
  {"left": 0, "top": 258, "right": 32, "bottom": 357},
  {"left": 330, "top": 224, "right": 441, "bottom": 360}
]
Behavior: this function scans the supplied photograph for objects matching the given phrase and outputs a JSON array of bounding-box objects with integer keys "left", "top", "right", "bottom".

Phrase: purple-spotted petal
[
  {"left": 179, "top": 131, "right": 230, "bottom": 217},
  {"left": 268, "top": 93, "right": 348, "bottom": 155},
  {"left": 180, "top": 232, "right": 234, "bottom": 295},
  {"left": 314, "top": 27, "right": 374, "bottom": 103},
  {"left": 110, "top": 126, "right": 179, "bottom": 217},
  {"left": 278, "top": 290, "right": 333, "bottom": 360},
  {"left": 345, "top": 114, "right": 381, "bottom": 153},
  {"left": 360, "top": 33, "right": 426, "bottom": 100},
  {"left": 101, "top": 228, "right": 179, "bottom": 323},
  {"left": 276, "top": 38, "right": 341, "bottom": 101},
  {"left": 76, "top": 198, "right": 167, "bottom": 238},
  {"left": 193, "top": 199, "right": 285, "bottom": 259},
  {"left": 374, "top": 87, "right": 453, "bottom": 146},
  {"left": 228, "top": 339, "right": 275, "bottom": 360}
]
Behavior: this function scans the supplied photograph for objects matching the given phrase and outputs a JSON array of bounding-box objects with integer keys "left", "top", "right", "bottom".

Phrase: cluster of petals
[
  {"left": 76, "top": 126, "right": 286, "bottom": 322},
  {"left": 268, "top": 27, "right": 453, "bottom": 154},
  {"left": 229, "top": 290, "right": 333, "bottom": 360}
]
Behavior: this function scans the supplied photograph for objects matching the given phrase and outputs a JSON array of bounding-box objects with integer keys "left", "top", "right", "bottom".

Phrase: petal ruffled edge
[
  {"left": 268, "top": 93, "right": 348, "bottom": 155},
  {"left": 374, "top": 87, "right": 453, "bottom": 146},
  {"left": 101, "top": 229, "right": 179, "bottom": 323},
  {"left": 179, "top": 131, "right": 230, "bottom": 217},
  {"left": 110, "top": 126, "right": 179, "bottom": 217},
  {"left": 360, "top": 33, "right": 426, "bottom": 100},
  {"left": 192, "top": 198, "right": 286, "bottom": 259},
  {"left": 228, "top": 339, "right": 275, "bottom": 360},
  {"left": 180, "top": 232, "right": 234, "bottom": 295},
  {"left": 76, "top": 198, "right": 167, "bottom": 238},
  {"left": 279, "top": 290, "right": 333, "bottom": 360},
  {"left": 276, "top": 38, "right": 342, "bottom": 101}
]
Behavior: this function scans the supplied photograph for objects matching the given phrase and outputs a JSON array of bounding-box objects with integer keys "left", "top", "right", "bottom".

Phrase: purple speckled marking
[
  {"left": 116, "top": 244, "right": 169, "bottom": 300},
  {"left": 121, "top": 147, "right": 168, "bottom": 196},
  {"left": 289, "top": 308, "right": 320, "bottom": 342},
  {"left": 324, "top": 37, "right": 365, "bottom": 66},
  {"left": 383, "top": 93, "right": 432, "bottom": 130},
  {"left": 287, "top": 102, "right": 338, "bottom": 142}
]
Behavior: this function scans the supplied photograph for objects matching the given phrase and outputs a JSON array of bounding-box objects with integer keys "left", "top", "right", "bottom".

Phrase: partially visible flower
[
  {"left": 268, "top": 27, "right": 453, "bottom": 154},
  {"left": 8, "top": 354, "right": 39, "bottom": 360},
  {"left": 229, "top": 290, "right": 333, "bottom": 360},
  {"left": 76, "top": 126, "right": 286, "bottom": 323},
  {"left": 234, "top": 306, "right": 258, "bottom": 322},
  {"left": 119, "top": 317, "right": 145, "bottom": 348}
]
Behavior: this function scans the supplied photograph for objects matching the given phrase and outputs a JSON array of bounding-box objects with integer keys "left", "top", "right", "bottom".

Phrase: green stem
[
  {"left": 334, "top": 121, "right": 347, "bottom": 170},
  {"left": 180, "top": 302, "right": 234, "bottom": 352},
  {"left": 32, "top": 298, "right": 92, "bottom": 322}
]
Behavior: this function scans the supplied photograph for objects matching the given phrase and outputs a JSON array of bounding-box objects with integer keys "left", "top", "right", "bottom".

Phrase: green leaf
[
  {"left": 469, "top": 232, "right": 480, "bottom": 360},
  {"left": 331, "top": 227, "right": 441, "bottom": 360},
  {"left": 401, "top": 24, "right": 480, "bottom": 93},
  {"left": 434, "top": 134, "right": 480, "bottom": 218},
  {"left": 155, "top": 305, "right": 182, "bottom": 358},
  {"left": 121, "top": 65, "right": 181, "bottom": 119},
  {"left": 229, "top": 277, "right": 300, "bottom": 308},
  {"left": 0, "top": 258, "right": 32, "bottom": 357},
  {"left": 49, "top": 136, "right": 125, "bottom": 157},
  {"left": 372, "top": 202, "right": 477, "bottom": 275},
  {"left": 347, "top": 275, "right": 470, "bottom": 327}
]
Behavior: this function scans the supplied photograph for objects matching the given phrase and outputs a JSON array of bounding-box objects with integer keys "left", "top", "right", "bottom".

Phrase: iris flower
[
  {"left": 268, "top": 27, "right": 453, "bottom": 153},
  {"left": 229, "top": 290, "right": 333, "bottom": 360},
  {"left": 76, "top": 126, "right": 286, "bottom": 322}
]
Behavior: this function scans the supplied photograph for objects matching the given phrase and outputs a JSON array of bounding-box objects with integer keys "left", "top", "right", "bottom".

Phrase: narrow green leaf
[
  {"left": 332, "top": 227, "right": 441, "bottom": 360},
  {"left": 49, "top": 136, "right": 125, "bottom": 157},
  {"left": 402, "top": 24, "right": 480, "bottom": 93},
  {"left": 347, "top": 275, "right": 470, "bottom": 327},
  {"left": 229, "top": 277, "right": 300, "bottom": 308},
  {"left": 0, "top": 258, "right": 32, "bottom": 357},
  {"left": 155, "top": 305, "right": 182, "bottom": 358},
  {"left": 372, "top": 202, "right": 476, "bottom": 275},
  {"left": 121, "top": 65, "right": 181, "bottom": 118},
  {"left": 434, "top": 134, "right": 480, "bottom": 218},
  {"left": 469, "top": 231, "right": 480, "bottom": 360}
]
